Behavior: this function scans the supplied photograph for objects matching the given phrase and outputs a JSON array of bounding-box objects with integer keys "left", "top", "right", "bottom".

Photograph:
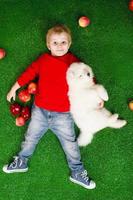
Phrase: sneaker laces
[
  {"left": 80, "top": 170, "right": 89, "bottom": 183},
  {"left": 8, "top": 156, "right": 22, "bottom": 169}
]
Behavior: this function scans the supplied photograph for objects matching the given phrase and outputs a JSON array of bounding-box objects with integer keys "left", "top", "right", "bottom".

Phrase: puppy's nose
[
  {"left": 87, "top": 72, "right": 90, "bottom": 76},
  {"left": 93, "top": 77, "right": 97, "bottom": 84}
]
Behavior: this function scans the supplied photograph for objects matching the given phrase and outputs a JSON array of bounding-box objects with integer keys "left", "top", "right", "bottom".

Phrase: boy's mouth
[{"left": 56, "top": 50, "right": 64, "bottom": 52}]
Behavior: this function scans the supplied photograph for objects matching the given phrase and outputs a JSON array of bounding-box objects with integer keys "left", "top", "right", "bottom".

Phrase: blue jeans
[{"left": 18, "top": 105, "right": 84, "bottom": 173}]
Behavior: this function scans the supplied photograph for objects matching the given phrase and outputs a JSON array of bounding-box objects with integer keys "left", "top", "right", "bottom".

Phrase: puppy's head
[{"left": 66, "top": 62, "right": 95, "bottom": 87}]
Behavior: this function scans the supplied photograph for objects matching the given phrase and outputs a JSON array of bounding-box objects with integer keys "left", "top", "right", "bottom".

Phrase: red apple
[
  {"left": 128, "top": 100, "right": 133, "bottom": 111},
  {"left": 21, "top": 106, "right": 31, "bottom": 121},
  {"left": 78, "top": 16, "right": 90, "bottom": 27},
  {"left": 18, "top": 89, "right": 31, "bottom": 103},
  {"left": 16, "top": 116, "right": 25, "bottom": 126},
  {"left": 0, "top": 48, "right": 6, "bottom": 59},
  {"left": 28, "top": 82, "right": 37, "bottom": 94},
  {"left": 10, "top": 103, "right": 21, "bottom": 116},
  {"left": 129, "top": 0, "right": 133, "bottom": 11}
]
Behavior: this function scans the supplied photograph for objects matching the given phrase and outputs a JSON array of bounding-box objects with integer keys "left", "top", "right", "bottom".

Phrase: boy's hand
[
  {"left": 7, "top": 82, "right": 20, "bottom": 102},
  {"left": 7, "top": 89, "right": 16, "bottom": 102}
]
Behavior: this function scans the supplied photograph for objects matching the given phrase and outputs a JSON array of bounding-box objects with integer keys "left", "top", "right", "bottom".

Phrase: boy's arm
[
  {"left": 17, "top": 59, "right": 40, "bottom": 87},
  {"left": 70, "top": 53, "right": 80, "bottom": 63},
  {"left": 7, "top": 81, "right": 20, "bottom": 102},
  {"left": 7, "top": 55, "right": 42, "bottom": 102}
]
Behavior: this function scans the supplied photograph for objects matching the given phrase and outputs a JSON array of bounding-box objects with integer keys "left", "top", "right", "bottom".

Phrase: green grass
[{"left": 0, "top": 0, "right": 133, "bottom": 199}]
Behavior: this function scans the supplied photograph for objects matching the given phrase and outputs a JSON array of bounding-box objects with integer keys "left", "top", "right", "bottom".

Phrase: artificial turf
[{"left": 0, "top": 0, "right": 133, "bottom": 199}]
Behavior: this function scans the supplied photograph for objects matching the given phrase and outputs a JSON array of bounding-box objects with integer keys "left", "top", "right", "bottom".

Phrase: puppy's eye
[{"left": 87, "top": 73, "right": 90, "bottom": 76}]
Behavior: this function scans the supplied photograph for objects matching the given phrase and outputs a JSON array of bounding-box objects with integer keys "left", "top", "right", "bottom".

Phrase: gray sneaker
[
  {"left": 70, "top": 170, "right": 96, "bottom": 189},
  {"left": 3, "top": 156, "right": 28, "bottom": 173}
]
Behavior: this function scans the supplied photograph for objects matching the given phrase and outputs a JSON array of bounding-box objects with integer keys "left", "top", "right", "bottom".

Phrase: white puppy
[{"left": 66, "top": 62, "right": 127, "bottom": 146}]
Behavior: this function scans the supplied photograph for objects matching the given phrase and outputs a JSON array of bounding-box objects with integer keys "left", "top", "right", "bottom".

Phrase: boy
[{"left": 3, "top": 25, "right": 96, "bottom": 190}]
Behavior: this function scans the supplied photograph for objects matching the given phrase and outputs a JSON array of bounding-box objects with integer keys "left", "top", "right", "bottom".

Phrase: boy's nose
[{"left": 58, "top": 43, "right": 62, "bottom": 47}]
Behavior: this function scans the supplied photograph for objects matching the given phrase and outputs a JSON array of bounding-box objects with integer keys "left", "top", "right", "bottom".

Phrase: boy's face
[{"left": 47, "top": 32, "right": 71, "bottom": 56}]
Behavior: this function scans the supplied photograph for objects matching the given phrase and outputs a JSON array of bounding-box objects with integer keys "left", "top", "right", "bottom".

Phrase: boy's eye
[
  {"left": 62, "top": 41, "right": 67, "bottom": 45},
  {"left": 53, "top": 41, "right": 57, "bottom": 45}
]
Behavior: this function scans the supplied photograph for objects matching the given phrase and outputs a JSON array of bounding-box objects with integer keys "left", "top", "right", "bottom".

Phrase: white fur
[{"left": 66, "top": 62, "right": 127, "bottom": 146}]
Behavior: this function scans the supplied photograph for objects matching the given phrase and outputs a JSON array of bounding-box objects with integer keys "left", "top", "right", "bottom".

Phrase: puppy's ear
[{"left": 68, "top": 70, "right": 75, "bottom": 79}]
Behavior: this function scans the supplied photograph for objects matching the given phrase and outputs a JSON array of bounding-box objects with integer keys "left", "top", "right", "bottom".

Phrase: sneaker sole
[
  {"left": 2, "top": 165, "right": 28, "bottom": 174},
  {"left": 69, "top": 176, "right": 96, "bottom": 189}
]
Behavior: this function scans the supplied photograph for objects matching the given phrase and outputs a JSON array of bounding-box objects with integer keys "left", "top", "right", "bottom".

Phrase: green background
[{"left": 0, "top": 0, "right": 133, "bottom": 199}]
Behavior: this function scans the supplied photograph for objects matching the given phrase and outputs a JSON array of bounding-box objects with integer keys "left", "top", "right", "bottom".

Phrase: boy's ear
[
  {"left": 68, "top": 41, "right": 72, "bottom": 48},
  {"left": 46, "top": 42, "right": 50, "bottom": 50}
]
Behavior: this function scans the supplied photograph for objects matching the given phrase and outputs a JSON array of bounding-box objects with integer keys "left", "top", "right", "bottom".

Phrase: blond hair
[{"left": 46, "top": 24, "right": 72, "bottom": 44}]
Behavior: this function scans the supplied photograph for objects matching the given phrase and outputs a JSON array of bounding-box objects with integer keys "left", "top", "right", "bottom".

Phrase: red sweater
[{"left": 17, "top": 52, "right": 79, "bottom": 112}]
